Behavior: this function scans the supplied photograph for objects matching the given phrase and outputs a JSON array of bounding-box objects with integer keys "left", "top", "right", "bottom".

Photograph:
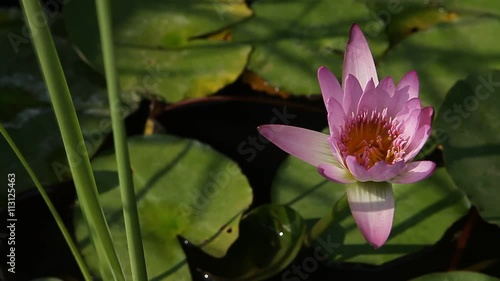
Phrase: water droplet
[{"left": 274, "top": 87, "right": 279, "bottom": 92}]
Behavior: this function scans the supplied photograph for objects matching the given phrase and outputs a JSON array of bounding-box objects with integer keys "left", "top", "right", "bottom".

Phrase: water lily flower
[{"left": 258, "top": 24, "right": 436, "bottom": 248}]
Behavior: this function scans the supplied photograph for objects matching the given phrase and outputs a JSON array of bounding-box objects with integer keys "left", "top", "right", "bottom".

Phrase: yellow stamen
[{"left": 340, "top": 110, "right": 404, "bottom": 169}]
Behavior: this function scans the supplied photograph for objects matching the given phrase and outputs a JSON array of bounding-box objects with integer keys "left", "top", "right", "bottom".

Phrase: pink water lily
[{"left": 258, "top": 24, "right": 436, "bottom": 248}]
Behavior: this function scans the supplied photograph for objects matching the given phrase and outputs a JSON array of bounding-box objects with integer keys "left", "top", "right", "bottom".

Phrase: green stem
[
  {"left": 0, "top": 124, "right": 92, "bottom": 281},
  {"left": 19, "top": 1, "right": 124, "bottom": 280},
  {"left": 304, "top": 193, "right": 349, "bottom": 247},
  {"left": 94, "top": 0, "right": 148, "bottom": 280}
]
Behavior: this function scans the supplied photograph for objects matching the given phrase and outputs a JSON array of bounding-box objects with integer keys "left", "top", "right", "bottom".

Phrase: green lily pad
[
  {"left": 409, "top": 271, "right": 500, "bottom": 281},
  {"left": 271, "top": 154, "right": 470, "bottom": 265},
  {"left": 199, "top": 204, "right": 306, "bottom": 281},
  {"left": 232, "top": 0, "right": 387, "bottom": 96},
  {"left": 74, "top": 135, "right": 253, "bottom": 281},
  {"left": 63, "top": 0, "right": 252, "bottom": 103},
  {"left": 377, "top": 18, "right": 500, "bottom": 110},
  {"left": 434, "top": 70, "right": 500, "bottom": 225},
  {"left": 0, "top": 21, "right": 139, "bottom": 196}
]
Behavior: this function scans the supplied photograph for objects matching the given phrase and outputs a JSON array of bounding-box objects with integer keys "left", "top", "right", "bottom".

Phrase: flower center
[{"left": 339, "top": 109, "right": 406, "bottom": 169}]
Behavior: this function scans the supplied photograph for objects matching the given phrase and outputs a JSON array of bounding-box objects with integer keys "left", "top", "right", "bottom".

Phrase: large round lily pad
[
  {"left": 271, "top": 154, "right": 470, "bottom": 265},
  {"left": 63, "top": 0, "right": 252, "bottom": 103},
  {"left": 434, "top": 70, "right": 500, "bottom": 225},
  {"left": 74, "top": 135, "right": 253, "bottom": 281}
]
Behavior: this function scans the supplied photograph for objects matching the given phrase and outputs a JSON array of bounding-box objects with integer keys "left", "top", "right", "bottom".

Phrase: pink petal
[
  {"left": 387, "top": 87, "right": 411, "bottom": 118},
  {"left": 328, "top": 136, "right": 348, "bottom": 168},
  {"left": 365, "top": 78, "right": 376, "bottom": 93},
  {"left": 342, "top": 74, "right": 363, "bottom": 116},
  {"left": 356, "top": 88, "right": 376, "bottom": 114},
  {"left": 420, "top": 106, "right": 434, "bottom": 125},
  {"left": 389, "top": 161, "right": 436, "bottom": 184},
  {"left": 400, "top": 109, "right": 421, "bottom": 139},
  {"left": 318, "top": 163, "right": 355, "bottom": 183},
  {"left": 378, "top": 76, "right": 395, "bottom": 95},
  {"left": 318, "top": 66, "right": 343, "bottom": 110},
  {"left": 346, "top": 181, "right": 394, "bottom": 248},
  {"left": 257, "top": 125, "right": 334, "bottom": 167},
  {"left": 345, "top": 156, "right": 406, "bottom": 182},
  {"left": 404, "top": 125, "right": 431, "bottom": 161},
  {"left": 357, "top": 87, "right": 391, "bottom": 115},
  {"left": 367, "top": 160, "right": 406, "bottom": 182},
  {"left": 396, "top": 70, "right": 419, "bottom": 99},
  {"left": 395, "top": 98, "right": 421, "bottom": 119},
  {"left": 327, "top": 98, "right": 347, "bottom": 135},
  {"left": 343, "top": 24, "right": 379, "bottom": 91},
  {"left": 375, "top": 88, "right": 393, "bottom": 114},
  {"left": 404, "top": 106, "right": 433, "bottom": 160},
  {"left": 345, "top": 156, "right": 371, "bottom": 182}
]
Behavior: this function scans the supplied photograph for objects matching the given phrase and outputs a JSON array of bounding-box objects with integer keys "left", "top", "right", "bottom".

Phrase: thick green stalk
[
  {"left": 19, "top": 1, "right": 124, "bottom": 280},
  {"left": 94, "top": 0, "right": 148, "bottom": 280},
  {"left": 0, "top": 124, "right": 92, "bottom": 281}
]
